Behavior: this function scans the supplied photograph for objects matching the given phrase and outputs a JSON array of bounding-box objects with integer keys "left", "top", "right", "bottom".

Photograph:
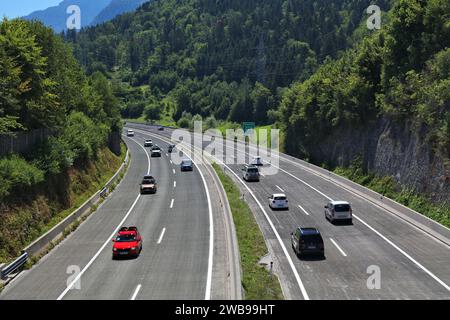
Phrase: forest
[
  {"left": 0, "top": 18, "right": 121, "bottom": 200},
  {"left": 67, "top": 0, "right": 393, "bottom": 125}
]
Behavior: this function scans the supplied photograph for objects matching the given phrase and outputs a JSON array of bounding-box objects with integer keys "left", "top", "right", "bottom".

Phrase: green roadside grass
[
  {"left": 333, "top": 165, "right": 450, "bottom": 228},
  {"left": 212, "top": 163, "right": 284, "bottom": 300}
]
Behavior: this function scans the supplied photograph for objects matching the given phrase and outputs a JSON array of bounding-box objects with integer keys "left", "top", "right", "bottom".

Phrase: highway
[
  {"left": 129, "top": 123, "right": 450, "bottom": 300},
  {"left": 1, "top": 131, "right": 222, "bottom": 300}
]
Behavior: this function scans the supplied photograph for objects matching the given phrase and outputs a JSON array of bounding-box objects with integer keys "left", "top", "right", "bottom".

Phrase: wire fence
[{"left": 0, "top": 128, "right": 52, "bottom": 157}]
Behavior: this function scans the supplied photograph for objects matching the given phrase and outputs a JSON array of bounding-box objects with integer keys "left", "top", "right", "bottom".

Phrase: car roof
[
  {"left": 298, "top": 228, "right": 321, "bottom": 235},
  {"left": 331, "top": 201, "right": 350, "bottom": 205},
  {"left": 272, "top": 193, "right": 286, "bottom": 197}
]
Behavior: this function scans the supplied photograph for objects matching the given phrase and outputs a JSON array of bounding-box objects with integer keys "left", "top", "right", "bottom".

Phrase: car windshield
[
  {"left": 142, "top": 179, "right": 155, "bottom": 184},
  {"left": 302, "top": 234, "right": 322, "bottom": 242},
  {"left": 182, "top": 161, "right": 192, "bottom": 165},
  {"left": 274, "top": 197, "right": 286, "bottom": 201},
  {"left": 116, "top": 234, "right": 136, "bottom": 242},
  {"left": 248, "top": 168, "right": 258, "bottom": 173},
  {"left": 152, "top": 148, "right": 160, "bottom": 151},
  {"left": 335, "top": 204, "right": 350, "bottom": 212}
]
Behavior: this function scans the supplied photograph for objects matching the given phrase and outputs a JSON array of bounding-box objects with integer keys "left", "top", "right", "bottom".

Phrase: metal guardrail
[{"left": 1, "top": 252, "right": 28, "bottom": 280}]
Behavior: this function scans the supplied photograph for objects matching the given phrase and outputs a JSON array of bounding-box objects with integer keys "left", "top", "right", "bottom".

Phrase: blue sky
[{"left": 0, "top": 0, "right": 62, "bottom": 19}]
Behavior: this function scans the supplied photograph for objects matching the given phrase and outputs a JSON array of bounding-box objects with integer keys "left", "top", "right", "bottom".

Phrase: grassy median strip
[{"left": 212, "top": 163, "right": 284, "bottom": 300}]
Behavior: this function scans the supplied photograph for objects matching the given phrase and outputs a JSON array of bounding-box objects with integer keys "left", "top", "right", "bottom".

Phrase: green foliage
[
  {"left": 70, "top": 0, "right": 393, "bottom": 124},
  {"left": 334, "top": 160, "right": 450, "bottom": 228},
  {"left": 33, "top": 112, "right": 109, "bottom": 175},
  {"left": 280, "top": 0, "right": 449, "bottom": 159},
  {"left": 0, "top": 155, "right": 44, "bottom": 198},
  {"left": 213, "top": 163, "right": 284, "bottom": 300},
  {"left": 144, "top": 100, "right": 164, "bottom": 122}
]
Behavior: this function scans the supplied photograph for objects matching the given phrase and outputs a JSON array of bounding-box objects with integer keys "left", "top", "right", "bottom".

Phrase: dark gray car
[{"left": 242, "top": 165, "right": 260, "bottom": 182}]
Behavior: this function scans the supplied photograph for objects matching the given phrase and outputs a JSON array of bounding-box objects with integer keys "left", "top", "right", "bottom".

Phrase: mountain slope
[
  {"left": 24, "top": 0, "right": 111, "bottom": 32},
  {"left": 91, "top": 0, "right": 149, "bottom": 26},
  {"left": 70, "top": 0, "right": 393, "bottom": 124}
]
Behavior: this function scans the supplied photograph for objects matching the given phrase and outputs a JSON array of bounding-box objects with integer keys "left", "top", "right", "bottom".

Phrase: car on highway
[
  {"left": 112, "top": 227, "right": 143, "bottom": 259},
  {"left": 158, "top": 126, "right": 164, "bottom": 131},
  {"left": 144, "top": 139, "right": 153, "bottom": 147},
  {"left": 325, "top": 201, "right": 353, "bottom": 224},
  {"left": 126, "top": 129, "right": 135, "bottom": 137},
  {"left": 151, "top": 146, "right": 162, "bottom": 157},
  {"left": 140, "top": 175, "right": 157, "bottom": 194},
  {"left": 291, "top": 227, "right": 325, "bottom": 258},
  {"left": 181, "top": 159, "right": 193, "bottom": 171},
  {"left": 269, "top": 193, "right": 289, "bottom": 210},
  {"left": 242, "top": 165, "right": 260, "bottom": 182},
  {"left": 168, "top": 144, "right": 175, "bottom": 153},
  {"left": 251, "top": 156, "right": 263, "bottom": 166}
]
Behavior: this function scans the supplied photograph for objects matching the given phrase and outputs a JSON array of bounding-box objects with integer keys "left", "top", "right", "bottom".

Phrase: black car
[
  {"left": 151, "top": 146, "right": 162, "bottom": 157},
  {"left": 180, "top": 159, "right": 193, "bottom": 171},
  {"left": 168, "top": 144, "right": 175, "bottom": 153},
  {"left": 291, "top": 228, "right": 324, "bottom": 258},
  {"left": 158, "top": 126, "right": 164, "bottom": 131}
]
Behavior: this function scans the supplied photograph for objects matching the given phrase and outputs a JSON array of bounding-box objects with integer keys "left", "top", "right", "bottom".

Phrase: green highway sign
[{"left": 242, "top": 122, "right": 255, "bottom": 135}]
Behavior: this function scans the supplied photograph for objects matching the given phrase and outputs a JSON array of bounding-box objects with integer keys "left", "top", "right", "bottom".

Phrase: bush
[
  {"left": 0, "top": 155, "right": 44, "bottom": 199},
  {"left": 177, "top": 117, "right": 190, "bottom": 128}
]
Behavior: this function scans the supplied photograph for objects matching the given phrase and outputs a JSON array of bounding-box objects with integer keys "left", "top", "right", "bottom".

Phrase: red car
[{"left": 112, "top": 227, "right": 143, "bottom": 259}]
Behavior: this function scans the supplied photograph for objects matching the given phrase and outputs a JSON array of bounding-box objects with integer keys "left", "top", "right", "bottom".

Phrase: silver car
[{"left": 325, "top": 201, "right": 353, "bottom": 224}]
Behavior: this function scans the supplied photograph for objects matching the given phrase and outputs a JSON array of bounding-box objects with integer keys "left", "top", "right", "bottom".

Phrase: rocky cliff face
[{"left": 303, "top": 117, "right": 449, "bottom": 205}]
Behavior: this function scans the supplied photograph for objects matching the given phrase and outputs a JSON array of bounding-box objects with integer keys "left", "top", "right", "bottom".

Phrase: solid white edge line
[
  {"left": 213, "top": 160, "right": 310, "bottom": 300},
  {"left": 223, "top": 134, "right": 450, "bottom": 292},
  {"left": 353, "top": 214, "right": 450, "bottom": 291},
  {"left": 329, "top": 238, "right": 347, "bottom": 257},
  {"left": 133, "top": 130, "right": 214, "bottom": 301},
  {"left": 57, "top": 137, "right": 151, "bottom": 300},
  {"left": 157, "top": 228, "right": 166, "bottom": 244},
  {"left": 298, "top": 204, "right": 310, "bottom": 216},
  {"left": 131, "top": 284, "right": 142, "bottom": 300}
]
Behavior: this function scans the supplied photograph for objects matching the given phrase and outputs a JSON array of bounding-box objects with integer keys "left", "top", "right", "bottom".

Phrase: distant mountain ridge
[
  {"left": 24, "top": 0, "right": 149, "bottom": 32},
  {"left": 91, "top": 0, "right": 149, "bottom": 26}
]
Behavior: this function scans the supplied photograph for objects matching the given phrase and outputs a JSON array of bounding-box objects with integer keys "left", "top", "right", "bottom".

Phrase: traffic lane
[
  {"left": 275, "top": 157, "right": 450, "bottom": 288},
  {"left": 64, "top": 134, "right": 209, "bottom": 300},
  {"left": 215, "top": 134, "right": 450, "bottom": 296},
  {"left": 0, "top": 135, "right": 148, "bottom": 300},
  {"left": 63, "top": 134, "right": 169, "bottom": 299},
  {"left": 250, "top": 167, "right": 450, "bottom": 299},
  {"left": 225, "top": 163, "right": 381, "bottom": 299},
  {"left": 129, "top": 132, "right": 211, "bottom": 300}
]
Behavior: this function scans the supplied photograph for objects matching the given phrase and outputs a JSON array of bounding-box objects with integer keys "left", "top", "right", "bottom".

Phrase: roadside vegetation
[
  {"left": 0, "top": 19, "right": 123, "bottom": 263},
  {"left": 333, "top": 160, "right": 450, "bottom": 228},
  {"left": 212, "top": 163, "right": 284, "bottom": 300}
]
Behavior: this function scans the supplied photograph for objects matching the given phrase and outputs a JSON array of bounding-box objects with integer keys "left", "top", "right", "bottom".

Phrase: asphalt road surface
[
  {"left": 1, "top": 132, "right": 212, "bottom": 300},
  {"left": 130, "top": 123, "right": 450, "bottom": 300}
]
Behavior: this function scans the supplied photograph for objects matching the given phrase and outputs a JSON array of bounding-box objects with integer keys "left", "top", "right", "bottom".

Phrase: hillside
[
  {"left": 70, "top": 0, "right": 393, "bottom": 124},
  {"left": 24, "top": 0, "right": 111, "bottom": 32},
  {"left": 69, "top": 0, "right": 448, "bottom": 206},
  {"left": 0, "top": 19, "right": 122, "bottom": 261},
  {"left": 279, "top": 0, "right": 449, "bottom": 204}
]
